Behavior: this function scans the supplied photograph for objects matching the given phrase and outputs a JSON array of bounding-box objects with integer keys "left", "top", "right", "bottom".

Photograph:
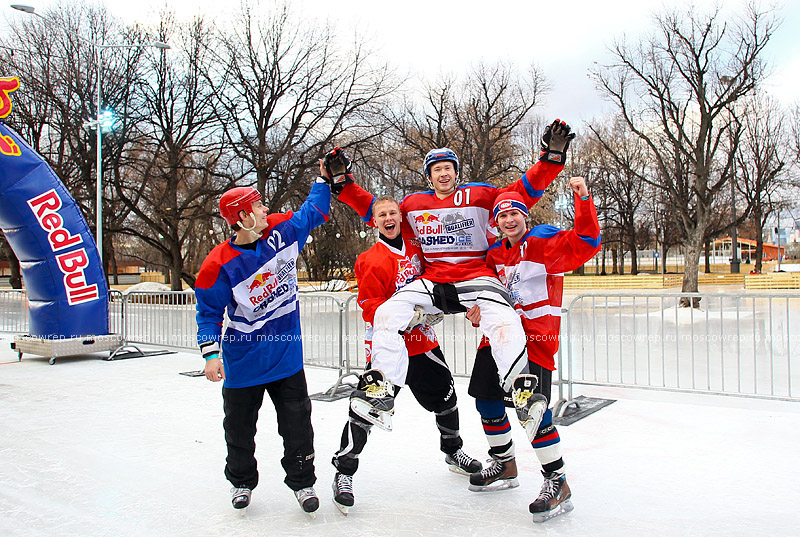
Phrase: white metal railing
[
  {"left": 562, "top": 292, "right": 799, "bottom": 402},
  {"left": 3, "top": 289, "right": 797, "bottom": 404}
]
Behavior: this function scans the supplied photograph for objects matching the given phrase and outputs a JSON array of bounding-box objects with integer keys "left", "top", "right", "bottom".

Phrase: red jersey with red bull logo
[
  {"left": 338, "top": 160, "right": 563, "bottom": 283},
  {"left": 355, "top": 237, "right": 437, "bottom": 359},
  {"left": 481, "top": 194, "right": 601, "bottom": 370}
]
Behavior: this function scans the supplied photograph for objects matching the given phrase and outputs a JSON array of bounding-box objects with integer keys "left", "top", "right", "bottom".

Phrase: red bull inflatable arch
[{"left": 0, "top": 77, "right": 110, "bottom": 339}]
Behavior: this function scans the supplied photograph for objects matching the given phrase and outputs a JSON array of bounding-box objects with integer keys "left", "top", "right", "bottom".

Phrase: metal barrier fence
[
  {"left": 3, "top": 289, "right": 797, "bottom": 404},
  {"left": 563, "top": 292, "right": 799, "bottom": 402},
  {"left": 0, "top": 289, "right": 27, "bottom": 333}
]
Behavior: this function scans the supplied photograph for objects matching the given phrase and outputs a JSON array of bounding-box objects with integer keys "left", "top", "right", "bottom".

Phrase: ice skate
[
  {"left": 230, "top": 486, "right": 251, "bottom": 515},
  {"left": 332, "top": 472, "right": 354, "bottom": 515},
  {"left": 445, "top": 448, "right": 482, "bottom": 475},
  {"left": 529, "top": 471, "right": 573, "bottom": 523},
  {"left": 349, "top": 369, "right": 395, "bottom": 431},
  {"left": 468, "top": 457, "right": 519, "bottom": 492},
  {"left": 294, "top": 487, "right": 319, "bottom": 518},
  {"left": 512, "top": 374, "right": 548, "bottom": 438}
]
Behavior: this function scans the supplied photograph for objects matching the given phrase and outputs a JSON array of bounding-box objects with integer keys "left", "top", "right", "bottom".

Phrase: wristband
[{"left": 539, "top": 150, "right": 566, "bottom": 164}]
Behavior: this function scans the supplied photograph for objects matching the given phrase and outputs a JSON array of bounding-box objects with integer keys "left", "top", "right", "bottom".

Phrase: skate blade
[
  {"left": 306, "top": 511, "right": 317, "bottom": 519},
  {"left": 468, "top": 477, "right": 519, "bottom": 492},
  {"left": 532, "top": 499, "right": 574, "bottom": 523},
  {"left": 447, "top": 464, "right": 471, "bottom": 476},
  {"left": 333, "top": 499, "right": 351, "bottom": 515},
  {"left": 350, "top": 398, "right": 393, "bottom": 431},
  {"left": 234, "top": 506, "right": 248, "bottom": 517}
]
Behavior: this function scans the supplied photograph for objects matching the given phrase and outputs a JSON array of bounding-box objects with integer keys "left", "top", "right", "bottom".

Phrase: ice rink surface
[{"left": 1, "top": 334, "right": 799, "bottom": 537}]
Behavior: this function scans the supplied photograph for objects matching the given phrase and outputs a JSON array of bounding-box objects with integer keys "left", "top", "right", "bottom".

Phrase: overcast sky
[{"left": 3, "top": 0, "right": 799, "bottom": 127}]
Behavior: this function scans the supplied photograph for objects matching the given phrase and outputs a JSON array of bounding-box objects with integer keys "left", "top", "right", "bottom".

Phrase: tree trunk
[
  {"left": 754, "top": 223, "right": 765, "bottom": 273},
  {"left": 601, "top": 246, "right": 607, "bottom": 275},
  {"left": 1, "top": 240, "right": 22, "bottom": 289},
  {"left": 704, "top": 240, "right": 712, "bottom": 274},
  {"left": 611, "top": 247, "right": 618, "bottom": 275},
  {"left": 110, "top": 242, "right": 119, "bottom": 285},
  {"left": 628, "top": 233, "right": 638, "bottom": 275},
  {"left": 680, "top": 229, "right": 703, "bottom": 307}
]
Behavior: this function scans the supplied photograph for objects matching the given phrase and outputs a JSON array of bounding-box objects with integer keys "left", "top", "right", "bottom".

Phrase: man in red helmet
[
  {"left": 329, "top": 120, "right": 575, "bottom": 416},
  {"left": 194, "top": 162, "right": 331, "bottom": 516}
]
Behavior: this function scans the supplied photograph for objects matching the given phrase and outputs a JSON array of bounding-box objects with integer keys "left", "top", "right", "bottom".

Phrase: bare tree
[
  {"left": 585, "top": 118, "right": 648, "bottom": 274},
  {"left": 384, "top": 62, "right": 547, "bottom": 191},
  {"left": 1, "top": 2, "right": 161, "bottom": 277},
  {"left": 590, "top": 4, "right": 777, "bottom": 302},
  {"left": 205, "top": 2, "right": 395, "bottom": 209},
  {"left": 735, "top": 94, "right": 788, "bottom": 272},
  {"left": 112, "top": 14, "right": 224, "bottom": 290}
]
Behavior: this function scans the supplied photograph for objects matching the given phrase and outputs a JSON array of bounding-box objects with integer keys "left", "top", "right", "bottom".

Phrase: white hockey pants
[{"left": 371, "top": 276, "right": 526, "bottom": 389}]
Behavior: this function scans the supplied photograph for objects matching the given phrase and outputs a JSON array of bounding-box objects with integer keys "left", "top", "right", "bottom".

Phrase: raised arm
[{"left": 541, "top": 177, "right": 601, "bottom": 273}]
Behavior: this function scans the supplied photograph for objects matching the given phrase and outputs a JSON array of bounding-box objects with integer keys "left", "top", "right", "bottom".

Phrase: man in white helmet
[
  {"left": 329, "top": 119, "right": 575, "bottom": 424},
  {"left": 194, "top": 162, "right": 331, "bottom": 516}
]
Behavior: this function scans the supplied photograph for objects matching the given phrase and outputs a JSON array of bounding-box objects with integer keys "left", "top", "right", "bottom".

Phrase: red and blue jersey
[
  {"left": 483, "top": 193, "right": 601, "bottom": 370},
  {"left": 195, "top": 182, "right": 330, "bottom": 388},
  {"left": 338, "top": 161, "right": 563, "bottom": 283}
]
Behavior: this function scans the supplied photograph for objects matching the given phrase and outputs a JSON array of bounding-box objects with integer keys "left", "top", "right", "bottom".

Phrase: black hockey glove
[
  {"left": 539, "top": 119, "right": 576, "bottom": 165},
  {"left": 323, "top": 147, "right": 354, "bottom": 195}
]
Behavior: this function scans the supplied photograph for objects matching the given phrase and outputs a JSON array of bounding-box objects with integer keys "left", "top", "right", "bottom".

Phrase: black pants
[
  {"left": 222, "top": 369, "right": 316, "bottom": 491},
  {"left": 332, "top": 345, "right": 462, "bottom": 475}
]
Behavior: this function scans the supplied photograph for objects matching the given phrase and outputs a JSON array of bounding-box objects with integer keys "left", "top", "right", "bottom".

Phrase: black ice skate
[
  {"left": 529, "top": 471, "right": 574, "bottom": 523},
  {"left": 445, "top": 448, "right": 482, "bottom": 475},
  {"left": 349, "top": 369, "right": 395, "bottom": 431},
  {"left": 230, "top": 486, "right": 251, "bottom": 515},
  {"left": 332, "top": 472, "right": 354, "bottom": 515},
  {"left": 512, "top": 374, "right": 548, "bottom": 439},
  {"left": 294, "top": 487, "right": 319, "bottom": 518},
  {"left": 468, "top": 457, "right": 519, "bottom": 492}
]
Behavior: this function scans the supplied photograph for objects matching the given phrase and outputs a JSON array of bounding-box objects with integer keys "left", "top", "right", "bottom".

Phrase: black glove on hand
[
  {"left": 323, "top": 147, "right": 354, "bottom": 194},
  {"left": 539, "top": 119, "right": 576, "bottom": 164}
]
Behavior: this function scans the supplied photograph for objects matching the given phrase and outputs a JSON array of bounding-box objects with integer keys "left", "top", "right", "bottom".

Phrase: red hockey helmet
[{"left": 219, "top": 187, "right": 261, "bottom": 226}]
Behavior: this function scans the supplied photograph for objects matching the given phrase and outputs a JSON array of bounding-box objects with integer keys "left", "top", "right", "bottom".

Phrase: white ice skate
[
  {"left": 349, "top": 369, "right": 395, "bottom": 432},
  {"left": 512, "top": 374, "right": 548, "bottom": 440}
]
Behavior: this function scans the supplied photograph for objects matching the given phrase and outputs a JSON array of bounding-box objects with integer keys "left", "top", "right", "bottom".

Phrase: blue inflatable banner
[{"left": 0, "top": 77, "right": 110, "bottom": 337}]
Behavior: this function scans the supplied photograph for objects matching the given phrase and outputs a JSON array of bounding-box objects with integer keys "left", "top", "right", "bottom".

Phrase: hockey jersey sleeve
[
  {"left": 496, "top": 160, "right": 563, "bottom": 209},
  {"left": 354, "top": 252, "right": 393, "bottom": 324},
  {"left": 540, "top": 193, "right": 601, "bottom": 273},
  {"left": 286, "top": 181, "right": 332, "bottom": 248},
  {"left": 337, "top": 181, "right": 376, "bottom": 226},
  {"left": 195, "top": 248, "right": 237, "bottom": 358}
]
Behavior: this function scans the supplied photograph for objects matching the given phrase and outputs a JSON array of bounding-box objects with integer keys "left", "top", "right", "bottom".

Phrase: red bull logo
[
  {"left": 413, "top": 212, "right": 440, "bottom": 224},
  {"left": 0, "top": 77, "right": 19, "bottom": 119},
  {"left": 0, "top": 77, "right": 22, "bottom": 157},
  {"left": 248, "top": 271, "right": 275, "bottom": 292}
]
